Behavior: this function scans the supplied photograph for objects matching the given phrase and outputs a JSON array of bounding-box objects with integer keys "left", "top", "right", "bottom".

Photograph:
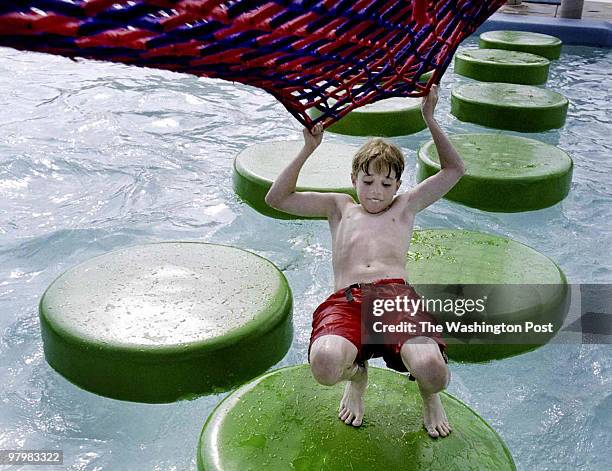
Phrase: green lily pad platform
[
  {"left": 233, "top": 141, "right": 357, "bottom": 219},
  {"left": 197, "top": 365, "right": 516, "bottom": 471},
  {"left": 451, "top": 82, "right": 568, "bottom": 132},
  {"left": 319, "top": 96, "right": 426, "bottom": 137},
  {"left": 417, "top": 134, "right": 573, "bottom": 212},
  {"left": 454, "top": 48, "right": 550, "bottom": 85},
  {"left": 307, "top": 72, "right": 432, "bottom": 137},
  {"left": 39, "top": 242, "right": 292, "bottom": 403},
  {"left": 406, "top": 230, "right": 570, "bottom": 362},
  {"left": 479, "top": 30, "right": 562, "bottom": 60}
]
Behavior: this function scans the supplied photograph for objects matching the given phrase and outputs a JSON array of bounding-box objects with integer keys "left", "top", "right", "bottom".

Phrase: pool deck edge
[{"left": 476, "top": 13, "right": 612, "bottom": 47}]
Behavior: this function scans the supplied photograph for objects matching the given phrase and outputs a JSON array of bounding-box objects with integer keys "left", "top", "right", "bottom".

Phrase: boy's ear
[{"left": 395, "top": 179, "right": 402, "bottom": 192}]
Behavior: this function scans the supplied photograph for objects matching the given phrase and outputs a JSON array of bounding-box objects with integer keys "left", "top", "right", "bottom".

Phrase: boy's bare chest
[{"left": 330, "top": 205, "right": 414, "bottom": 252}]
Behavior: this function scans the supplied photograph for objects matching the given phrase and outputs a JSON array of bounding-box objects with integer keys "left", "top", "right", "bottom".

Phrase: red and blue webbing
[{"left": 0, "top": 0, "right": 506, "bottom": 128}]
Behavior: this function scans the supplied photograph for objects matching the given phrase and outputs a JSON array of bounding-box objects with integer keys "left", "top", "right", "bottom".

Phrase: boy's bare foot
[
  {"left": 338, "top": 363, "right": 367, "bottom": 427},
  {"left": 422, "top": 391, "right": 452, "bottom": 438}
]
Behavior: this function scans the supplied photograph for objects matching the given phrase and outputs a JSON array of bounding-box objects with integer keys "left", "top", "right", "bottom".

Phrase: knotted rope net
[{"left": 0, "top": 1, "right": 505, "bottom": 128}]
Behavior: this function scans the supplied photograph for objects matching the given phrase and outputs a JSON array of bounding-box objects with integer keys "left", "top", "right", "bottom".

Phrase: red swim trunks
[{"left": 308, "top": 278, "right": 447, "bottom": 373}]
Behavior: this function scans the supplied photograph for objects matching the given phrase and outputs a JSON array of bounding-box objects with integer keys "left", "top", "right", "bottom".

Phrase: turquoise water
[{"left": 0, "top": 36, "right": 610, "bottom": 470}]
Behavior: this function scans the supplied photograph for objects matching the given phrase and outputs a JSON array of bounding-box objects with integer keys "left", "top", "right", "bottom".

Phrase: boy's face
[{"left": 351, "top": 163, "right": 401, "bottom": 214}]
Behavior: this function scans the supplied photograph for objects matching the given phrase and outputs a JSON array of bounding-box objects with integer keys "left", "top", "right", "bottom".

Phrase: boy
[{"left": 265, "top": 85, "right": 465, "bottom": 438}]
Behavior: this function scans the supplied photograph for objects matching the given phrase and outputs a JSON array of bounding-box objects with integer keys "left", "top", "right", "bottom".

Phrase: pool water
[{"left": 0, "top": 36, "right": 610, "bottom": 470}]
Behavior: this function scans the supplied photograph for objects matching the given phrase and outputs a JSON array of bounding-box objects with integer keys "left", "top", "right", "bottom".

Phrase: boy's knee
[
  {"left": 309, "top": 345, "right": 349, "bottom": 386},
  {"left": 402, "top": 347, "right": 448, "bottom": 390}
]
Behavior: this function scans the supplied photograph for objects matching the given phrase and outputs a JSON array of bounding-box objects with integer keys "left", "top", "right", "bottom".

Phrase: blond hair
[{"left": 351, "top": 138, "right": 404, "bottom": 181}]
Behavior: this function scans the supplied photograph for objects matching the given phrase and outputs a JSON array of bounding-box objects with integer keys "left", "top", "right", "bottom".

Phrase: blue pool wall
[{"left": 477, "top": 13, "right": 612, "bottom": 47}]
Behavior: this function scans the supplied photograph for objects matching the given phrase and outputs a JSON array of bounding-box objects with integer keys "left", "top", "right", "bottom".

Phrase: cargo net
[{"left": 0, "top": 0, "right": 505, "bottom": 128}]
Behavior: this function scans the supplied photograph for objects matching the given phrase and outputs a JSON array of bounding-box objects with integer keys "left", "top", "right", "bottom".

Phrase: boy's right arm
[{"left": 265, "top": 124, "right": 351, "bottom": 218}]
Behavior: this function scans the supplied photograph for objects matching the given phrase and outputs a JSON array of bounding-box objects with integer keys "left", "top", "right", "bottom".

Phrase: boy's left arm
[{"left": 396, "top": 85, "right": 466, "bottom": 215}]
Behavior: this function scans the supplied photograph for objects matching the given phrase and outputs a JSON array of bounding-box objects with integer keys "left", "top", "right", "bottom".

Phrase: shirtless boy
[{"left": 265, "top": 85, "right": 465, "bottom": 438}]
